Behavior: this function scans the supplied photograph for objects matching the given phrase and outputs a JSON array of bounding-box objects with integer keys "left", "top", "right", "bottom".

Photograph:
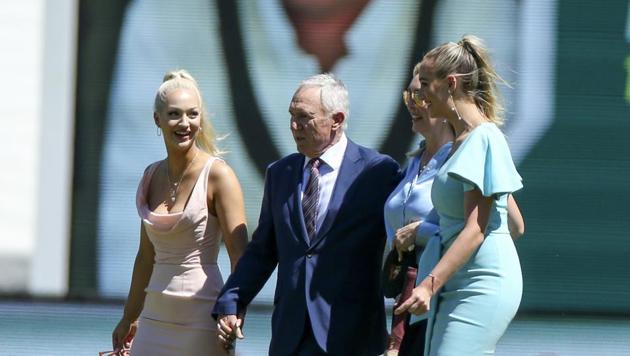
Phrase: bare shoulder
[
  {"left": 206, "top": 158, "right": 243, "bottom": 216},
  {"left": 143, "top": 160, "right": 162, "bottom": 175},
  {"left": 208, "top": 158, "right": 238, "bottom": 186}
]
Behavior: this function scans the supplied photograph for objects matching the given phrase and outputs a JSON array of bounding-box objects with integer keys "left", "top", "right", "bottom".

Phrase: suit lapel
[{"left": 310, "top": 140, "right": 363, "bottom": 247}]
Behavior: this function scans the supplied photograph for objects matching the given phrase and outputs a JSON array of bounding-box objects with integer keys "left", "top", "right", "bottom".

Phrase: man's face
[{"left": 289, "top": 86, "right": 337, "bottom": 158}]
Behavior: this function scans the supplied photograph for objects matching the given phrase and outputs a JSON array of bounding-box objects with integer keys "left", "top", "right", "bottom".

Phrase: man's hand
[{"left": 217, "top": 314, "right": 245, "bottom": 350}]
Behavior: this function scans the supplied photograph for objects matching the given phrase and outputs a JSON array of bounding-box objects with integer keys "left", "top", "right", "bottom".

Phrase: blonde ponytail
[{"left": 425, "top": 35, "right": 509, "bottom": 126}]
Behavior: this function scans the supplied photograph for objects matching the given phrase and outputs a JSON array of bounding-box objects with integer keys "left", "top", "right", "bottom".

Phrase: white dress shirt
[{"left": 301, "top": 134, "right": 348, "bottom": 233}]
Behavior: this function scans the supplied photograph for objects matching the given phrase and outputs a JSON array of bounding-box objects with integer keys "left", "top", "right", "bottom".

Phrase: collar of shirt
[
  {"left": 303, "top": 133, "right": 348, "bottom": 172},
  {"left": 426, "top": 141, "right": 453, "bottom": 170},
  {"left": 413, "top": 141, "right": 453, "bottom": 183}
]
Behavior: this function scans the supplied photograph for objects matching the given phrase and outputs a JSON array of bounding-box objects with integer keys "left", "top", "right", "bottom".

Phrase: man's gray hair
[{"left": 298, "top": 73, "right": 350, "bottom": 120}]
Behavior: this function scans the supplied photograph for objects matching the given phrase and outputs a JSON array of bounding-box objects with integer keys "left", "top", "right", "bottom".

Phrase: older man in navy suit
[{"left": 213, "top": 74, "right": 401, "bottom": 355}]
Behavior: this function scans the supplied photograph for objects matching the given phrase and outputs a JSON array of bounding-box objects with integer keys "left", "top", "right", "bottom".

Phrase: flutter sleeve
[{"left": 446, "top": 124, "right": 523, "bottom": 197}]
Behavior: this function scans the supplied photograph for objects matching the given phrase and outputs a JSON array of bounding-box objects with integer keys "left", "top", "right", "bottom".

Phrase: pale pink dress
[{"left": 131, "top": 157, "right": 226, "bottom": 356}]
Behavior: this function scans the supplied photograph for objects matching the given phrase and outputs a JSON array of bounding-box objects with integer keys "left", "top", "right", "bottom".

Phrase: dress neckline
[
  {"left": 145, "top": 157, "right": 214, "bottom": 216},
  {"left": 445, "top": 122, "right": 495, "bottom": 162}
]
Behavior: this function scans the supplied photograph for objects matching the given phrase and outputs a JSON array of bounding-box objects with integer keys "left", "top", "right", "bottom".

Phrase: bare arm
[
  {"left": 122, "top": 223, "right": 155, "bottom": 320},
  {"left": 112, "top": 223, "right": 155, "bottom": 349},
  {"left": 396, "top": 188, "right": 492, "bottom": 315},
  {"left": 211, "top": 161, "right": 253, "bottom": 349},
  {"left": 507, "top": 194, "right": 525, "bottom": 240},
  {"left": 210, "top": 160, "right": 248, "bottom": 272},
  {"left": 425, "top": 188, "right": 492, "bottom": 291}
]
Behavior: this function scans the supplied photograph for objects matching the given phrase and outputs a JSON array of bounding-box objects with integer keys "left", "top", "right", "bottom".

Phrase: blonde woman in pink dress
[{"left": 111, "top": 70, "right": 248, "bottom": 355}]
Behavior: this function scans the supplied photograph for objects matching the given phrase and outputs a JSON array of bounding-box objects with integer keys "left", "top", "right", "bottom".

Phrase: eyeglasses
[{"left": 402, "top": 89, "right": 424, "bottom": 107}]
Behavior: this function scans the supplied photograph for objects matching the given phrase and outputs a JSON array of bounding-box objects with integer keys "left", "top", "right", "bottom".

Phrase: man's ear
[
  {"left": 331, "top": 112, "right": 345, "bottom": 130},
  {"left": 153, "top": 112, "right": 160, "bottom": 127}
]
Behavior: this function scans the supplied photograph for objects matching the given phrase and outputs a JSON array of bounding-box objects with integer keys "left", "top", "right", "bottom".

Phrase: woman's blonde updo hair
[
  {"left": 423, "top": 35, "right": 508, "bottom": 126},
  {"left": 154, "top": 69, "right": 222, "bottom": 156}
]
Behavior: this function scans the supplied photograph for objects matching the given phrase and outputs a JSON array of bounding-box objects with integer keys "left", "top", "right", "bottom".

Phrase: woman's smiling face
[
  {"left": 417, "top": 59, "right": 450, "bottom": 119},
  {"left": 155, "top": 88, "right": 202, "bottom": 151},
  {"left": 405, "top": 74, "right": 442, "bottom": 136}
]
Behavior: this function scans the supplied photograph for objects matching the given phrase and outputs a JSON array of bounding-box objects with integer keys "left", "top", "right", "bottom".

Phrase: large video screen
[{"left": 71, "top": 0, "right": 630, "bottom": 313}]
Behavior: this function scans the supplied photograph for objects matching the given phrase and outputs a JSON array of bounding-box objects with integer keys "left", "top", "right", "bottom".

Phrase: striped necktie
[{"left": 303, "top": 158, "right": 321, "bottom": 241}]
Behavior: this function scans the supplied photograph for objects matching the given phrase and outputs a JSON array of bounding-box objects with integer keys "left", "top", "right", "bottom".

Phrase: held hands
[
  {"left": 111, "top": 318, "right": 137, "bottom": 354},
  {"left": 393, "top": 220, "right": 421, "bottom": 260},
  {"left": 217, "top": 314, "right": 245, "bottom": 350}
]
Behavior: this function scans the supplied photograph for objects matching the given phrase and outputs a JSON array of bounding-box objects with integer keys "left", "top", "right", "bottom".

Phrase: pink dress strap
[
  {"left": 135, "top": 157, "right": 220, "bottom": 231},
  {"left": 136, "top": 161, "right": 162, "bottom": 220}
]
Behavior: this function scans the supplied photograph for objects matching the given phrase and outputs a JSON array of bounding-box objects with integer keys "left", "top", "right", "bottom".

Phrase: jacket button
[{"left": 306, "top": 254, "right": 312, "bottom": 258}]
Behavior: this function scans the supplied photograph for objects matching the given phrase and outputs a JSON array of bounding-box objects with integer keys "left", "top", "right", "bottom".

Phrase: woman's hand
[
  {"left": 112, "top": 318, "right": 137, "bottom": 353},
  {"left": 393, "top": 283, "right": 432, "bottom": 316},
  {"left": 393, "top": 220, "right": 421, "bottom": 258},
  {"left": 217, "top": 314, "right": 245, "bottom": 352}
]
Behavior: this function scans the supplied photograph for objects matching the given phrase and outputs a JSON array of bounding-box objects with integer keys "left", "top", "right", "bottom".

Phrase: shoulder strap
[
  {"left": 136, "top": 161, "right": 162, "bottom": 217},
  {"left": 192, "top": 156, "right": 222, "bottom": 210}
]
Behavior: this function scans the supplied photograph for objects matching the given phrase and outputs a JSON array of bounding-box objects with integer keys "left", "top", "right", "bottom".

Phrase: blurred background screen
[
  {"left": 1, "top": 0, "right": 630, "bottom": 354},
  {"left": 72, "top": 0, "right": 630, "bottom": 311}
]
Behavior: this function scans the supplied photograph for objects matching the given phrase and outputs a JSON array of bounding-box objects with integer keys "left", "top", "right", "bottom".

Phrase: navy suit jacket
[{"left": 213, "top": 139, "right": 401, "bottom": 356}]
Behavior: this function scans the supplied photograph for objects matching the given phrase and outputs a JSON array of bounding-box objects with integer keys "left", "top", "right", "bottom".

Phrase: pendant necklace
[{"left": 166, "top": 150, "right": 199, "bottom": 204}]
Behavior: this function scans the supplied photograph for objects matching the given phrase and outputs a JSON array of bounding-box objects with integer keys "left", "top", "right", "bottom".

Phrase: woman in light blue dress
[
  {"left": 394, "top": 35, "right": 525, "bottom": 355},
  {"left": 383, "top": 67, "right": 454, "bottom": 355}
]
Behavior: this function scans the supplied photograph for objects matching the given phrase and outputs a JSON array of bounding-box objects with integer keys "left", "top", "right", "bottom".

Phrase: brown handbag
[
  {"left": 386, "top": 265, "right": 418, "bottom": 354},
  {"left": 382, "top": 249, "right": 417, "bottom": 298}
]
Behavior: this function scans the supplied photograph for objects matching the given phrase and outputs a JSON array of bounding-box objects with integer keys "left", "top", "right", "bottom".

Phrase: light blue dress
[
  {"left": 384, "top": 141, "right": 453, "bottom": 259},
  {"left": 422, "top": 123, "right": 523, "bottom": 356}
]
